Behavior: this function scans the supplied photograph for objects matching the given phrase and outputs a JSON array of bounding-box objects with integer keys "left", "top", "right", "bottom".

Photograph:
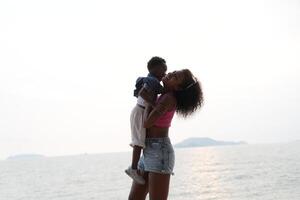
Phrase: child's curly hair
[
  {"left": 174, "top": 69, "right": 204, "bottom": 117},
  {"left": 147, "top": 56, "right": 166, "bottom": 72}
]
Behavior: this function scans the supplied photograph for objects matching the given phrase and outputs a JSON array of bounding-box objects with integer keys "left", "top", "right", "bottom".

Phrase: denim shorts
[{"left": 138, "top": 137, "right": 175, "bottom": 175}]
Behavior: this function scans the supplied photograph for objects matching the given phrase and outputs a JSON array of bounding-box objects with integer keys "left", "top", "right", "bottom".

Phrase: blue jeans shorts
[{"left": 138, "top": 137, "right": 175, "bottom": 175}]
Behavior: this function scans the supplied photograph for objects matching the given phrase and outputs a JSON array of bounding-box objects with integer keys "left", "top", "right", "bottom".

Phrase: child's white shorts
[{"left": 130, "top": 104, "right": 146, "bottom": 148}]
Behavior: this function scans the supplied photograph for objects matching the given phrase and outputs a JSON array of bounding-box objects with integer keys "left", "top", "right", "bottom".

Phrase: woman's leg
[
  {"left": 128, "top": 172, "right": 149, "bottom": 200},
  {"left": 148, "top": 172, "right": 171, "bottom": 200}
]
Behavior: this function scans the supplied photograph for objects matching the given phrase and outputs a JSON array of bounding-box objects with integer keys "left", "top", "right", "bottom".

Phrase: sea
[{"left": 0, "top": 142, "right": 299, "bottom": 200}]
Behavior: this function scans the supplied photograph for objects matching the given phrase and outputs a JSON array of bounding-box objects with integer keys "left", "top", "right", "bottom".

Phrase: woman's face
[{"left": 162, "top": 70, "right": 185, "bottom": 91}]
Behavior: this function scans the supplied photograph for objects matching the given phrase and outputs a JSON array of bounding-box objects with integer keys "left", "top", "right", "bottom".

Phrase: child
[{"left": 125, "top": 57, "right": 167, "bottom": 184}]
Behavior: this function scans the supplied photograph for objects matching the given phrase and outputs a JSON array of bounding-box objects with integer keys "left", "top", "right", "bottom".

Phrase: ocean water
[{"left": 0, "top": 142, "right": 299, "bottom": 200}]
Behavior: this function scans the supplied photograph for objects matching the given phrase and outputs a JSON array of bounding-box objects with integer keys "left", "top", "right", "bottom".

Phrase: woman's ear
[
  {"left": 174, "top": 85, "right": 183, "bottom": 91},
  {"left": 174, "top": 85, "right": 181, "bottom": 91}
]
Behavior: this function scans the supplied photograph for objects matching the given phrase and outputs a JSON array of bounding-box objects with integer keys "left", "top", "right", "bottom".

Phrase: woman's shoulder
[{"left": 159, "top": 92, "right": 176, "bottom": 107}]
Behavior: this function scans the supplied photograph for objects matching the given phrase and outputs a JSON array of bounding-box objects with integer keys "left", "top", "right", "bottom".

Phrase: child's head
[{"left": 147, "top": 56, "right": 167, "bottom": 81}]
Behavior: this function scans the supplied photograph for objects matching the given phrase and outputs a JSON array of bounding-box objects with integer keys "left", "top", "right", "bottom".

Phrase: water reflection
[{"left": 170, "top": 144, "right": 300, "bottom": 200}]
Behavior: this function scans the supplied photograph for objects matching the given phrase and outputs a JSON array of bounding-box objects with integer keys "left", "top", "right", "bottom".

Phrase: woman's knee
[
  {"left": 128, "top": 189, "right": 138, "bottom": 200},
  {"left": 128, "top": 192, "right": 146, "bottom": 200},
  {"left": 128, "top": 190, "right": 140, "bottom": 200},
  {"left": 128, "top": 194, "right": 134, "bottom": 200},
  {"left": 128, "top": 181, "right": 148, "bottom": 200}
]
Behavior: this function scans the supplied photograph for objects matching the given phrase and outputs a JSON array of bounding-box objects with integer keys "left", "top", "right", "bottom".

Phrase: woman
[{"left": 128, "top": 69, "right": 204, "bottom": 200}]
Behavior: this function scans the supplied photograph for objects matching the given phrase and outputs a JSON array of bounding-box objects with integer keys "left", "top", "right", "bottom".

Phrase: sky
[{"left": 0, "top": 0, "right": 299, "bottom": 159}]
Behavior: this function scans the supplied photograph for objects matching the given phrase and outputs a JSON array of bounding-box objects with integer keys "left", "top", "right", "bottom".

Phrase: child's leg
[
  {"left": 126, "top": 145, "right": 145, "bottom": 184},
  {"left": 131, "top": 145, "right": 142, "bottom": 169}
]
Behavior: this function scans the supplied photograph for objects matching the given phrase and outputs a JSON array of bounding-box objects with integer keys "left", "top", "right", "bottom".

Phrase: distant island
[
  {"left": 6, "top": 154, "right": 46, "bottom": 160},
  {"left": 174, "top": 137, "right": 247, "bottom": 148}
]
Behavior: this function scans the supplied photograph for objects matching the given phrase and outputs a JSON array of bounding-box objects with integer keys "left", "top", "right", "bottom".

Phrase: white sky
[{"left": 0, "top": 0, "right": 299, "bottom": 159}]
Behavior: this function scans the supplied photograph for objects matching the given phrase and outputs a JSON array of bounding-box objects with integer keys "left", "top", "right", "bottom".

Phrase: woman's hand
[
  {"left": 143, "top": 94, "right": 176, "bottom": 128},
  {"left": 138, "top": 86, "right": 156, "bottom": 107}
]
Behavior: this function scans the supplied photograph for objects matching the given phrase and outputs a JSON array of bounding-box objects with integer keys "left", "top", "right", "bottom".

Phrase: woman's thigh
[
  {"left": 148, "top": 172, "right": 171, "bottom": 200},
  {"left": 128, "top": 172, "right": 149, "bottom": 200}
]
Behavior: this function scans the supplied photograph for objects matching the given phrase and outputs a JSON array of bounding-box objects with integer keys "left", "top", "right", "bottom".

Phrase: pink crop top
[{"left": 154, "top": 95, "right": 176, "bottom": 128}]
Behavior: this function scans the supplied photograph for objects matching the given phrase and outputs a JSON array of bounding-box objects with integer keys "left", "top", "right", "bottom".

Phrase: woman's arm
[
  {"left": 143, "top": 94, "right": 176, "bottom": 128},
  {"left": 138, "top": 86, "right": 156, "bottom": 107}
]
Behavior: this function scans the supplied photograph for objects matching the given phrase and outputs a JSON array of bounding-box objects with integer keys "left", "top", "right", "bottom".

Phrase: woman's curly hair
[{"left": 174, "top": 69, "right": 204, "bottom": 117}]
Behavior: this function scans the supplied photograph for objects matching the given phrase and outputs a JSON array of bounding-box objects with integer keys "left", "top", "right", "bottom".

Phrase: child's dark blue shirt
[{"left": 133, "top": 73, "right": 163, "bottom": 97}]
